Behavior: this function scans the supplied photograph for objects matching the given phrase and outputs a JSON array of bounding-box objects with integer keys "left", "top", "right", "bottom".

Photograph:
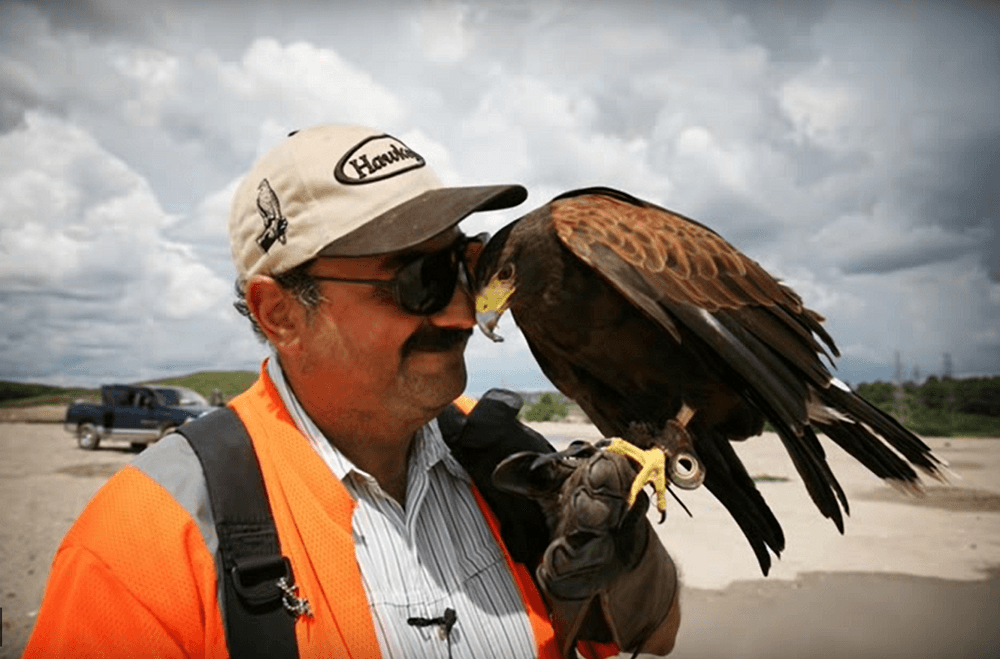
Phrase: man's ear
[
  {"left": 465, "top": 234, "right": 487, "bottom": 284},
  {"left": 245, "top": 275, "right": 304, "bottom": 350}
]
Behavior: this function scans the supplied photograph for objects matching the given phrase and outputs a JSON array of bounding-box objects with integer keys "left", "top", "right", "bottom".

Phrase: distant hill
[
  {"left": 0, "top": 382, "right": 99, "bottom": 407},
  {"left": 140, "top": 370, "right": 258, "bottom": 403},
  {"left": 0, "top": 370, "right": 258, "bottom": 408}
]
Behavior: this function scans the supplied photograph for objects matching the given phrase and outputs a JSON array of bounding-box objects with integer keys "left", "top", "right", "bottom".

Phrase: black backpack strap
[
  {"left": 439, "top": 388, "right": 555, "bottom": 571},
  {"left": 175, "top": 407, "right": 301, "bottom": 659}
]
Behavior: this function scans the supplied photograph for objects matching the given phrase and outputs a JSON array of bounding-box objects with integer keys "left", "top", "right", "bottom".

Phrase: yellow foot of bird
[{"left": 604, "top": 438, "right": 668, "bottom": 521}]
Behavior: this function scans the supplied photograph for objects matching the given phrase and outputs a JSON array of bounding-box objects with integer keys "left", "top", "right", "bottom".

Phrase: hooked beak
[{"left": 475, "top": 275, "right": 515, "bottom": 343}]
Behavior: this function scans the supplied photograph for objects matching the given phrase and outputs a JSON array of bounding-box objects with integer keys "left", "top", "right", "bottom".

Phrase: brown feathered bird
[{"left": 474, "top": 186, "right": 945, "bottom": 574}]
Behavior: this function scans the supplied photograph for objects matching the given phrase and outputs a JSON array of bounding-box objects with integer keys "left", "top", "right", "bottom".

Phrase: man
[{"left": 24, "top": 125, "right": 679, "bottom": 658}]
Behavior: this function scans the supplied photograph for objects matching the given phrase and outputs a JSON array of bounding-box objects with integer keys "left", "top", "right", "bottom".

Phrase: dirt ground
[
  {"left": 2, "top": 415, "right": 1000, "bottom": 658},
  {"left": 1, "top": 418, "right": 139, "bottom": 657},
  {"left": 0, "top": 406, "right": 67, "bottom": 424}
]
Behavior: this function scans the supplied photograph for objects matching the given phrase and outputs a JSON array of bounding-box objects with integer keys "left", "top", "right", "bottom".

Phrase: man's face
[{"left": 292, "top": 229, "right": 477, "bottom": 424}]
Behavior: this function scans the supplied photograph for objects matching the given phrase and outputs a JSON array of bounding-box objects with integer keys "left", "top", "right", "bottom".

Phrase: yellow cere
[{"left": 475, "top": 278, "right": 515, "bottom": 314}]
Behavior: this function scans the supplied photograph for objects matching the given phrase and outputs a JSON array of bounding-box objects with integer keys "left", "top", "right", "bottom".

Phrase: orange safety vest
[{"left": 25, "top": 365, "right": 616, "bottom": 659}]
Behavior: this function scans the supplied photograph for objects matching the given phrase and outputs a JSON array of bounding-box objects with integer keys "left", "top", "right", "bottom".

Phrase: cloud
[
  {"left": 780, "top": 74, "right": 857, "bottom": 152},
  {"left": 461, "top": 74, "right": 665, "bottom": 194},
  {"left": 0, "top": 111, "right": 236, "bottom": 382},
  {"left": 227, "top": 38, "right": 405, "bottom": 130},
  {"left": 414, "top": 1, "right": 474, "bottom": 64},
  {"left": 0, "top": 113, "right": 161, "bottom": 286},
  {"left": 809, "top": 204, "right": 991, "bottom": 275},
  {"left": 0, "top": 0, "right": 997, "bottom": 390},
  {"left": 834, "top": 255, "right": 1000, "bottom": 377}
]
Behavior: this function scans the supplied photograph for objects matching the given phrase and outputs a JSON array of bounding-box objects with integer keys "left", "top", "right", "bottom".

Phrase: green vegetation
[
  {"left": 0, "top": 381, "right": 99, "bottom": 407},
  {"left": 141, "top": 370, "right": 258, "bottom": 403},
  {"left": 522, "top": 392, "right": 569, "bottom": 422},
  {"left": 516, "top": 376, "right": 1000, "bottom": 438},
  {"left": 856, "top": 376, "right": 1000, "bottom": 437}
]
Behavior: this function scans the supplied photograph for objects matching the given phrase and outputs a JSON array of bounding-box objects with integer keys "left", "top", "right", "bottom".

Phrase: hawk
[{"left": 475, "top": 186, "right": 944, "bottom": 573}]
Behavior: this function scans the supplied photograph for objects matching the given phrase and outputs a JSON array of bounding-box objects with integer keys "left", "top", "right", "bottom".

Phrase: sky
[{"left": 0, "top": 0, "right": 997, "bottom": 396}]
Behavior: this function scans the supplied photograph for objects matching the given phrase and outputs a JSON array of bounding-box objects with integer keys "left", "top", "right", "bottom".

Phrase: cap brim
[{"left": 319, "top": 184, "right": 527, "bottom": 257}]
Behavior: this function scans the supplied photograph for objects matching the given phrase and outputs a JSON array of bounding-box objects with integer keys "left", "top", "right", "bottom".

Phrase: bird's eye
[{"left": 498, "top": 264, "right": 515, "bottom": 281}]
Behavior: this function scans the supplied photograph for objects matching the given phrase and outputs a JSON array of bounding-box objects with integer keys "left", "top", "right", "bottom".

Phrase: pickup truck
[{"left": 65, "top": 384, "right": 213, "bottom": 450}]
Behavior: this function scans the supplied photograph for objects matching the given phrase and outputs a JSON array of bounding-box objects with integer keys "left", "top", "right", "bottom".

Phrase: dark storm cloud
[
  {"left": 777, "top": 139, "right": 874, "bottom": 194},
  {"left": 19, "top": 0, "right": 154, "bottom": 35},
  {"left": 759, "top": 1, "right": 1000, "bottom": 284},
  {"left": 719, "top": 0, "right": 833, "bottom": 62},
  {"left": 682, "top": 191, "right": 783, "bottom": 254},
  {"left": 832, "top": 130, "right": 1000, "bottom": 277},
  {"left": 912, "top": 133, "right": 1000, "bottom": 277},
  {"left": 841, "top": 241, "right": 982, "bottom": 276}
]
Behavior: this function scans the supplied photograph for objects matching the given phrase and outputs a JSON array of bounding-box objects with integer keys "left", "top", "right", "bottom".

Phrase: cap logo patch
[
  {"left": 255, "top": 179, "right": 288, "bottom": 253},
  {"left": 335, "top": 134, "right": 425, "bottom": 185}
]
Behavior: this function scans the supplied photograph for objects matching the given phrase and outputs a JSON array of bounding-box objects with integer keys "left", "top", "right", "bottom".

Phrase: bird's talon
[{"left": 604, "top": 438, "right": 669, "bottom": 518}]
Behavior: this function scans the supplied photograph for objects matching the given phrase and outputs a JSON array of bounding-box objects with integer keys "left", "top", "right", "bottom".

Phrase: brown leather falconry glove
[{"left": 494, "top": 441, "right": 678, "bottom": 659}]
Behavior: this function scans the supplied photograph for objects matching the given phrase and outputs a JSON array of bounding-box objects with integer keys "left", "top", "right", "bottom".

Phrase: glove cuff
[
  {"left": 599, "top": 522, "right": 677, "bottom": 653},
  {"left": 539, "top": 520, "right": 678, "bottom": 657}
]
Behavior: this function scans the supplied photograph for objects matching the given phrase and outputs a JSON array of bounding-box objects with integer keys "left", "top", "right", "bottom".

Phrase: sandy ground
[
  {"left": 0, "top": 406, "right": 67, "bottom": 424},
  {"left": 535, "top": 421, "right": 1000, "bottom": 658},
  {"left": 2, "top": 416, "right": 999, "bottom": 658},
  {"left": 1, "top": 420, "right": 139, "bottom": 657}
]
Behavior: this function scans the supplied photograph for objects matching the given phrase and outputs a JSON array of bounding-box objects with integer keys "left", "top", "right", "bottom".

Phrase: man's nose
[{"left": 428, "top": 279, "right": 476, "bottom": 330}]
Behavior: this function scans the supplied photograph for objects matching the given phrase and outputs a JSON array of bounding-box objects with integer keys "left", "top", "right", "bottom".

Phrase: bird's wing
[
  {"left": 550, "top": 187, "right": 854, "bottom": 533},
  {"left": 552, "top": 187, "right": 797, "bottom": 312},
  {"left": 550, "top": 187, "right": 838, "bottom": 425}
]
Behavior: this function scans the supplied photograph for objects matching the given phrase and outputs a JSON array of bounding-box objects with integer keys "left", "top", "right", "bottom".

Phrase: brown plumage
[{"left": 475, "top": 186, "right": 944, "bottom": 574}]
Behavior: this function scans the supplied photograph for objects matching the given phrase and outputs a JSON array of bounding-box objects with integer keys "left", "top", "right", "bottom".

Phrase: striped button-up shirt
[{"left": 267, "top": 358, "right": 537, "bottom": 658}]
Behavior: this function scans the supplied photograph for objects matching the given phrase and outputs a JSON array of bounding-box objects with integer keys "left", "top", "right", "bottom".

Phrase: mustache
[{"left": 402, "top": 327, "right": 473, "bottom": 357}]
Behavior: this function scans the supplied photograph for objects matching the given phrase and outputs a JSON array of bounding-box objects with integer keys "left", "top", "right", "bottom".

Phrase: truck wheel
[{"left": 77, "top": 423, "right": 100, "bottom": 450}]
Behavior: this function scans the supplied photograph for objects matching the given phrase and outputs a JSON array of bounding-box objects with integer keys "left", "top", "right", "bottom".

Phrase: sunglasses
[{"left": 310, "top": 234, "right": 486, "bottom": 316}]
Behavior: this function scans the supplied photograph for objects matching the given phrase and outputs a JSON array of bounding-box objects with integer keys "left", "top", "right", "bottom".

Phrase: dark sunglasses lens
[{"left": 395, "top": 247, "right": 459, "bottom": 315}]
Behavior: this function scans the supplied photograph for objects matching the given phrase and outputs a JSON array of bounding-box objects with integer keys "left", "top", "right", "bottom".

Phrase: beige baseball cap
[{"left": 229, "top": 125, "right": 527, "bottom": 281}]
